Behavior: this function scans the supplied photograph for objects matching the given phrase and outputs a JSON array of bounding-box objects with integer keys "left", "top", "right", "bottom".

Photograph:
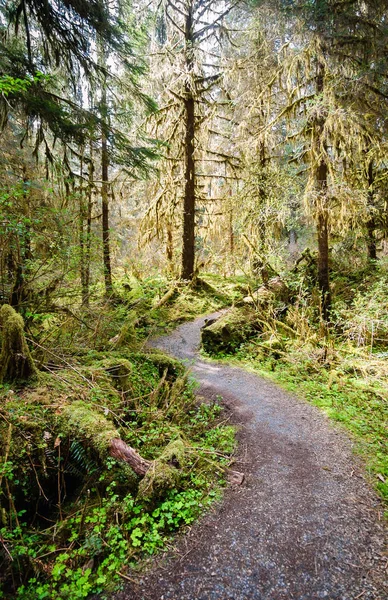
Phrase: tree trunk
[
  {"left": 101, "top": 115, "right": 112, "bottom": 295},
  {"left": 229, "top": 205, "right": 235, "bottom": 275},
  {"left": 314, "top": 59, "right": 331, "bottom": 321},
  {"left": 0, "top": 305, "right": 37, "bottom": 383},
  {"left": 166, "top": 223, "right": 174, "bottom": 271},
  {"left": 181, "top": 6, "right": 196, "bottom": 281},
  {"left": 79, "top": 151, "right": 86, "bottom": 303},
  {"left": 99, "top": 43, "right": 113, "bottom": 296},
  {"left": 22, "top": 166, "right": 33, "bottom": 263},
  {"left": 317, "top": 196, "right": 331, "bottom": 321},
  {"left": 366, "top": 160, "right": 377, "bottom": 261},
  {"left": 10, "top": 263, "right": 25, "bottom": 310},
  {"left": 258, "top": 138, "right": 267, "bottom": 256},
  {"left": 82, "top": 143, "right": 94, "bottom": 307},
  {"left": 11, "top": 166, "right": 32, "bottom": 311}
]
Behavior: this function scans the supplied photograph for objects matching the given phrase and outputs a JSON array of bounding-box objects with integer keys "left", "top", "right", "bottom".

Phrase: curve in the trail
[{"left": 115, "top": 313, "right": 387, "bottom": 600}]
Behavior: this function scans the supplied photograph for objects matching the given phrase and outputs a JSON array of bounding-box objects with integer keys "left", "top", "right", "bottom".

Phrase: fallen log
[
  {"left": 243, "top": 276, "right": 289, "bottom": 305},
  {"left": 109, "top": 438, "right": 151, "bottom": 476},
  {"left": 153, "top": 285, "right": 179, "bottom": 309},
  {"left": 62, "top": 401, "right": 184, "bottom": 495},
  {"left": 138, "top": 438, "right": 185, "bottom": 500}
]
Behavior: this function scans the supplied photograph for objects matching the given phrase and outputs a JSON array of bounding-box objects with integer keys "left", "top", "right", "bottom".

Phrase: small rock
[{"left": 228, "top": 470, "right": 245, "bottom": 485}]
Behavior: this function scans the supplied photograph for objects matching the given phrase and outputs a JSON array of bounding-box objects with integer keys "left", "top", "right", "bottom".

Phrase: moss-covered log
[
  {"left": 201, "top": 307, "right": 260, "bottom": 354},
  {"left": 110, "top": 438, "right": 151, "bottom": 476},
  {"left": 0, "top": 318, "right": 233, "bottom": 596},
  {"left": 138, "top": 437, "right": 185, "bottom": 500},
  {"left": 243, "top": 276, "right": 289, "bottom": 305},
  {"left": 62, "top": 401, "right": 150, "bottom": 476},
  {"left": 0, "top": 304, "right": 38, "bottom": 383},
  {"left": 61, "top": 402, "right": 186, "bottom": 493},
  {"left": 153, "top": 285, "right": 179, "bottom": 309}
]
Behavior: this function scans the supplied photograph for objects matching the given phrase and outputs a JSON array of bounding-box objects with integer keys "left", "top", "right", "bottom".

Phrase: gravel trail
[{"left": 114, "top": 313, "right": 387, "bottom": 600}]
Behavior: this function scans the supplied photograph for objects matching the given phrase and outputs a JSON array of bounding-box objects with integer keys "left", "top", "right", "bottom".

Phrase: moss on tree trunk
[{"left": 0, "top": 304, "right": 38, "bottom": 383}]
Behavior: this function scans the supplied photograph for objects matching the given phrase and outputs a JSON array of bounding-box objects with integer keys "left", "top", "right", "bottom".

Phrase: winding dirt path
[{"left": 116, "top": 313, "right": 387, "bottom": 600}]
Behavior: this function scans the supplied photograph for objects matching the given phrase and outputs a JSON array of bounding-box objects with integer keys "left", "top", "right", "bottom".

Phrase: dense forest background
[
  {"left": 0, "top": 0, "right": 387, "bottom": 597},
  {"left": 2, "top": 0, "right": 388, "bottom": 307}
]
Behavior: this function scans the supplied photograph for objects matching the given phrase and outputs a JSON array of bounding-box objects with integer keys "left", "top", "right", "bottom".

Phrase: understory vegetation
[{"left": 0, "top": 279, "right": 239, "bottom": 598}]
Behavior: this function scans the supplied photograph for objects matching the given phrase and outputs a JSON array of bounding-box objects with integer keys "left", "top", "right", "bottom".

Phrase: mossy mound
[
  {"left": 142, "top": 349, "right": 185, "bottom": 378},
  {"left": 95, "top": 357, "right": 135, "bottom": 391},
  {"left": 201, "top": 307, "right": 261, "bottom": 355},
  {"left": 62, "top": 400, "right": 119, "bottom": 456}
]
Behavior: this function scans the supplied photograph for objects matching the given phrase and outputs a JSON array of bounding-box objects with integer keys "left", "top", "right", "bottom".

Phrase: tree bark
[
  {"left": 229, "top": 204, "right": 235, "bottom": 275},
  {"left": 63, "top": 403, "right": 152, "bottom": 477},
  {"left": 0, "top": 304, "right": 37, "bottom": 383},
  {"left": 109, "top": 438, "right": 151, "bottom": 476},
  {"left": 10, "top": 166, "right": 32, "bottom": 311},
  {"left": 166, "top": 223, "right": 173, "bottom": 271},
  {"left": 181, "top": 4, "right": 196, "bottom": 281},
  {"left": 82, "top": 142, "right": 94, "bottom": 307},
  {"left": 101, "top": 114, "right": 112, "bottom": 295},
  {"left": 22, "top": 166, "right": 33, "bottom": 263},
  {"left": 99, "top": 43, "right": 113, "bottom": 296},
  {"left": 314, "top": 59, "right": 331, "bottom": 321},
  {"left": 366, "top": 160, "right": 377, "bottom": 261},
  {"left": 153, "top": 284, "right": 178, "bottom": 309},
  {"left": 317, "top": 196, "right": 331, "bottom": 321},
  {"left": 258, "top": 137, "right": 267, "bottom": 256},
  {"left": 79, "top": 150, "right": 86, "bottom": 304}
]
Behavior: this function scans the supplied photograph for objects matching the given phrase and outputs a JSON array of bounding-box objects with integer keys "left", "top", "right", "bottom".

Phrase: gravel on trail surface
[{"left": 113, "top": 313, "right": 387, "bottom": 600}]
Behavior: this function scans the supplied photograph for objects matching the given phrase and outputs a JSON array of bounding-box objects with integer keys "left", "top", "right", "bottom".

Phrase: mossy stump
[
  {"left": 0, "top": 304, "right": 38, "bottom": 383},
  {"left": 138, "top": 438, "right": 185, "bottom": 501}
]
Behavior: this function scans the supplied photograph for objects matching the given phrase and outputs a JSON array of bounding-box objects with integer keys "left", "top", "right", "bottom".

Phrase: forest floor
[{"left": 112, "top": 312, "right": 387, "bottom": 600}]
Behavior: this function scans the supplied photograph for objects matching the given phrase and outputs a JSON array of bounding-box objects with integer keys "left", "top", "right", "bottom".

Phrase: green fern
[{"left": 66, "top": 440, "right": 99, "bottom": 478}]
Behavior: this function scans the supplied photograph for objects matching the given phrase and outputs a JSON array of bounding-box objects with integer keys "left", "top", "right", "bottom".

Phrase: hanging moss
[{"left": 0, "top": 304, "right": 38, "bottom": 383}]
